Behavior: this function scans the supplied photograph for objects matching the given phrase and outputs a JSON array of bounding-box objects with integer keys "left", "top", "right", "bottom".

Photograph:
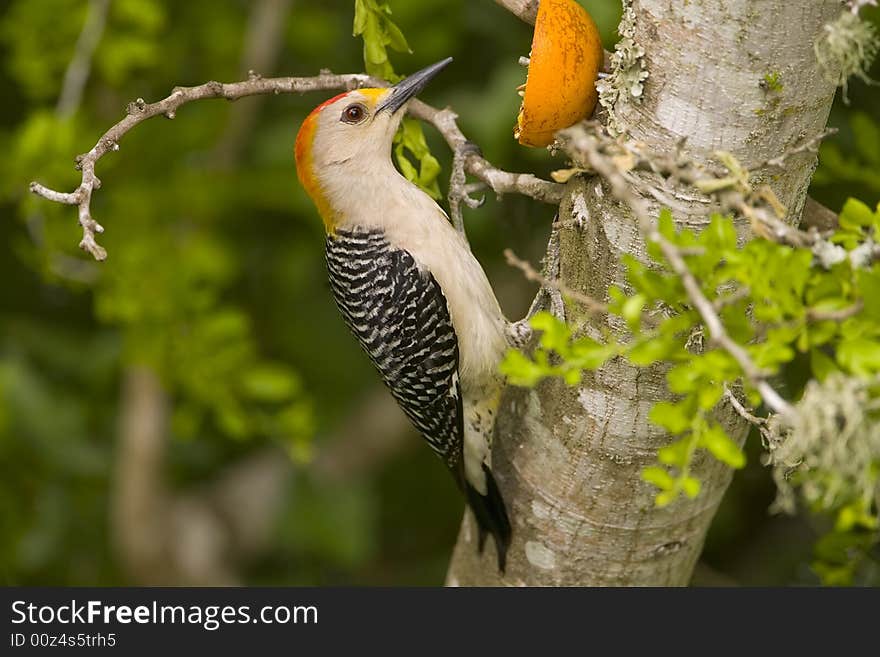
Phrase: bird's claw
[
  {"left": 505, "top": 318, "right": 533, "bottom": 349},
  {"left": 448, "top": 142, "right": 485, "bottom": 235}
]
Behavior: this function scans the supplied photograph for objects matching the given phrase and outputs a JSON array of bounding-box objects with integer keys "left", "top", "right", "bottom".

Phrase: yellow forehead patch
[{"left": 355, "top": 88, "right": 390, "bottom": 108}]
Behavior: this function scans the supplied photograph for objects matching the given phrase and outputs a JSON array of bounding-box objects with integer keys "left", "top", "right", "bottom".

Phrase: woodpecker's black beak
[{"left": 378, "top": 57, "right": 453, "bottom": 114}]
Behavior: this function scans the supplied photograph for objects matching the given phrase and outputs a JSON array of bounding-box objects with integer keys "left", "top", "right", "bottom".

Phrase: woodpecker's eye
[{"left": 341, "top": 103, "right": 368, "bottom": 124}]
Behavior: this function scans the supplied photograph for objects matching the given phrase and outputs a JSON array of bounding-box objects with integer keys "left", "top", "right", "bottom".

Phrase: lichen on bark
[{"left": 596, "top": 0, "right": 647, "bottom": 136}]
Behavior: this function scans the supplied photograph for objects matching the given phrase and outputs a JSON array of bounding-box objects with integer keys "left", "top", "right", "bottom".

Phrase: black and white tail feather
[
  {"left": 459, "top": 461, "right": 511, "bottom": 571},
  {"left": 326, "top": 228, "right": 511, "bottom": 571}
]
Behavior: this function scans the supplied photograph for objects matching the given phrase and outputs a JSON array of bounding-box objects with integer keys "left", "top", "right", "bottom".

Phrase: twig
[
  {"left": 504, "top": 249, "right": 608, "bottom": 315},
  {"left": 411, "top": 101, "right": 564, "bottom": 205},
  {"left": 723, "top": 386, "right": 766, "bottom": 427},
  {"left": 493, "top": 0, "right": 539, "bottom": 24},
  {"left": 56, "top": 0, "right": 110, "bottom": 118},
  {"left": 31, "top": 71, "right": 563, "bottom": 260},
  {"left": 558, "top": 124, "right": 797, "bottom": 418},
  {"left": 564, "top": 121, "right": 836, "bottom": 254},
  {"left": 25, "top": 0, "right": 108, "bottom": 279},
  {"left": 713, "top": 286, "right": 751, "bottom": 311},
  {"left": 806, "top": 299, "right": 864, "bottom": 322},
  {"left": 762, "top": 128, "right": 837, "bottom": 169}
]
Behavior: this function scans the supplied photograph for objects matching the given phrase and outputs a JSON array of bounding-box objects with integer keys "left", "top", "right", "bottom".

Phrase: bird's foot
[{"left": 448, "top": 141, "right": 486, "bottom": 235}]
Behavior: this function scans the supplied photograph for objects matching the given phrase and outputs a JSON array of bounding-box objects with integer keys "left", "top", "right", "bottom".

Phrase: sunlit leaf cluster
[{"left": 502, "top": 205, "right": 880, "bottom": 536}]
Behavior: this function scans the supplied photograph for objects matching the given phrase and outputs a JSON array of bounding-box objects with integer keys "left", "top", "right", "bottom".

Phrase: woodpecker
[{"left": 294, "top": 58, "right": 511, "bottom": 570}]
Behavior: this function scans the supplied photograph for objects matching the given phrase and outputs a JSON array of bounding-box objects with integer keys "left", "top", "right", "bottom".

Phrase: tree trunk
[{"left": 447, "top": 0, "right": 840, "bottom": 586}]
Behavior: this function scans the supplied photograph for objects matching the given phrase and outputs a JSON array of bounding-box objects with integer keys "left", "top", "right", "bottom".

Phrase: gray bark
[{"left": 447, "top": 0, "right": 840, "bottom": 586}]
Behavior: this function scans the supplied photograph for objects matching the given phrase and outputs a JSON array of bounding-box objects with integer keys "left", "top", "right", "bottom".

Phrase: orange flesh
[{"left": 515, "top": 0, "right": 604, "bottom": 147}]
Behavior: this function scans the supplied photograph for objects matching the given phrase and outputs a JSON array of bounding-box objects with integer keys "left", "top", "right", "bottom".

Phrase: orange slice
[{"left": 515, "top": 0, "right": 603, "bottom": 147}]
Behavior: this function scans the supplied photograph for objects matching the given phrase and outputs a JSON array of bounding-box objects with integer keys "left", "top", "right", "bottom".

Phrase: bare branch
[
  {"left": 806, "top": 299, "right": 864, "bottom": 322},
  {"left": 801, "top": 197, "right": 839, "bottom": 232},
  {"left": 56, "top": 0, "right": 110, "bottom": 118},
  {"left": 504, "top": 248, "right": 608, "bottom": 315},
  {"left": 713, "top": 286, "right": 751, "bottom": 311},
  {"left": 762, "top": 128, "right": 837, "bottom": 170},
  {"left": 31, "top": 71, "right": 562, "bottom": 260},
  {"left": 723, "top": 386, "right": 767, "bottom": 427},
  {"left": 493, "top": 0, "right": 539, "bottom": 24},
  {"left": 408, "top": 102, "right": 564, "bottom": 205},
  {"left": 723, "top": 385, "right": 776, "bottom": 448},
  {"left": 561, "top": 120, "right": 838, "bottom": 254}
]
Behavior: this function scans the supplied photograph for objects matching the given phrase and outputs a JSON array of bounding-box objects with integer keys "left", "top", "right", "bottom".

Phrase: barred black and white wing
[
  {"left": 326, "top": 228, "right": 512, "bottom": 571},
  {"left": 326, "top": 229, "right": 463, "bottom": 471}
]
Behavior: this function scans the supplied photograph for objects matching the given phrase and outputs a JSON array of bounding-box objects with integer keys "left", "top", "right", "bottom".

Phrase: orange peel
[{"left": 514, "top": 0, "right": 604, "bottom": 147}]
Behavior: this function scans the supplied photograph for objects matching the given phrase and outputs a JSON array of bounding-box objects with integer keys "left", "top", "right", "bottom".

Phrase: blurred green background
[{"left": 1, "top": 0, "right": 877, "bottom": 586}]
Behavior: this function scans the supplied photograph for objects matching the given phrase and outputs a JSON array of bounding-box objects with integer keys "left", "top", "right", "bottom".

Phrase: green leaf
[
  {"left": 851, "top": 113, "right": 880, "bottom": 166},
  {"left": 810, "top": 348, "right": 839, "bottom": 381},
  {"left": 384, "top": 19, "right": 411, "bottom": 53},
  {"left": 500, "top": 349, "right": 549, "bottom": 387},
  {"left": 658, "top": 437, "right": 691, "bottom": 467},
  {"left": 649, "top": 401, "right": 692, "bottom": 434},
  {"left": 856, "top": 268, "right": 880, "bottom": 322},
  {"left": 749, "top": 340, "right": 795, "bottom": 372},
  {"left": 666, "top": 362, "right": 699, "bottom": 393},
  {"left": 364, "top": 27, "right": 388, "bottom": 65},
  {"left": 569, "top": 338, "right": 617, "bottom": 370},
  {"left": 704, "top": 214, "right": 738, "bottom": 251},
  {"left": 531, "top": 311, "right": 570, "bottom": 352},
  {"left": 697, "top": 382, "right": 723, "bottom": 410},
  {"left": 621, "top": 294, "right": 646, "bottom": 332},
  {"left": 627, "top": 335, "right": 678, "bottom": 366},
  {"left": 241, "top": 365, "right": 298, "bottom": 402},
  {"left": 394, "top": 118, "right": 442, "bottom": 198},
  {"left": 804, "top": 320, "right": 839, "bottom": 349},
  {"left": 657, "top": 208, "right": 676, "bottom": 240},
  {"left": 352, "top": 0, "right": 368, "bottom": 35},
  {"left": 837, "top": 337, "right": 880, "bottom": 375},
  {"left": 839, "top": 198, "right": 876, "bottom": 231},
  {"left": 641, "top": 466, "right": 674, "bottom": 490},
  {"left": 681, "top": 476, "right": 702, "bottom": 499},
  {"left": 836, "top": 501, "right": 880, "bottom": 532},
  {"left": 699, "top": 424, "right": 745, "bottom": 468},
  {"left": 217, "top": 401, "right": 249, "bottom": 439},
  {"left": 562, "top": 369, "right": 582, "bottom": 385},
  {"left": 393, "top": 141, "right": 418, "bottom": 179}
]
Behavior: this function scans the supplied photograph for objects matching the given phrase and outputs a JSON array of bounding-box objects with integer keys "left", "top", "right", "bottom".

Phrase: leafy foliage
[
  {"left": 353, "top": 0, "right": 441, "bottom": 198},
  {"left": 502, "top": 205, "right": 880, "bottom": 540}
]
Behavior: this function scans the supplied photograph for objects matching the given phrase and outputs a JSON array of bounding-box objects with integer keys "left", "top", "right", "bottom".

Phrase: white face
[{"left": 310, "top": 90, "right": 403, "bottom": 178}]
